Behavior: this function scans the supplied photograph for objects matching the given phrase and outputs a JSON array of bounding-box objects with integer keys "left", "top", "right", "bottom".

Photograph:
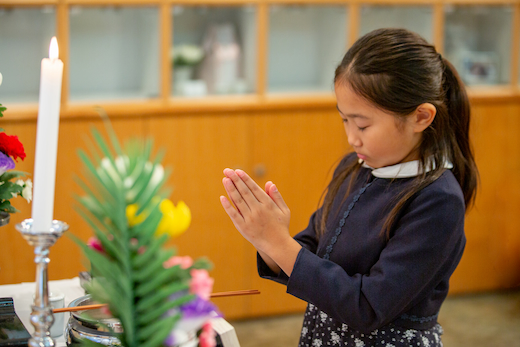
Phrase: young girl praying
[{"left": 220, "top": 28, "right": 478, "bottom": 347}]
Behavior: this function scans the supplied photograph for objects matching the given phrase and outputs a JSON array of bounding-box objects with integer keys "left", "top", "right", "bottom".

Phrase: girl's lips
[{"left": 357, "top": 153, "right": 367, "bottom": 160}]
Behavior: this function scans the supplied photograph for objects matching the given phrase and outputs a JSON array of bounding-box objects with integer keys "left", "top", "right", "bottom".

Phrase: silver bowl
[{"left": 64, "top": 295, "right": 122, "bottom": 346}]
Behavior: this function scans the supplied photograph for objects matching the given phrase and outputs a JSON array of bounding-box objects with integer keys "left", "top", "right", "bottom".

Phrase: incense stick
[
  {"left": 209, "top": 289, "right": 260, "bottom": 298},
  {"left": 53, "top": 303, "right": 105, "bottom": 313},
  {"left": 52, "top": 289, "right": 260, "bottom": 313}
]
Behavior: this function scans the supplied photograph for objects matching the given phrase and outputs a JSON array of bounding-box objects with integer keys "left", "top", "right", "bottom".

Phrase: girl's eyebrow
[{"left": 336, "top": 105, "right": 369, "bottom": 120}]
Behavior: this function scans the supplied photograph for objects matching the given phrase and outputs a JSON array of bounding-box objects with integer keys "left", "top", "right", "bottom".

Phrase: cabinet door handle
[{"left": 253, "top": 163, "right": 267, "bottom": 178}]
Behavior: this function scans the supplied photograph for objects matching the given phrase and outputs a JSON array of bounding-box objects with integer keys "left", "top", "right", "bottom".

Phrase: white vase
[{"left": 173, "top": 66, "right": 194, "bottom": 95}]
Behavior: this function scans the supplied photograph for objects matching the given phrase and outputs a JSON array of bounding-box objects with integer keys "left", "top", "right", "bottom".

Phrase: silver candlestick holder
[{"left": 15, "top": 218, "right": 69, "bottom": 347}]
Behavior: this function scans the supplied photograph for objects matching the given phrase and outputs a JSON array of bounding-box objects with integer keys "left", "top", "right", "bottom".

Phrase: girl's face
[{"left": 335, "top": 83, "right": 423, "bottom": 169}]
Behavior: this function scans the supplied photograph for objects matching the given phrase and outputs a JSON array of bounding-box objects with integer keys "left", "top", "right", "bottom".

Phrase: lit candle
[{"left": 31, "top": 37, "right": 64, "bottom": 232}]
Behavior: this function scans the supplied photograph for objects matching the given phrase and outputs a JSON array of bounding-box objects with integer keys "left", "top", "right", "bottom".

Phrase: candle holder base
[
  {"left": 0, "top": 211, "right": 10, "bottom": 227},
  {"left": 15, "top": 219, "right": 69, "bottom": 347}
]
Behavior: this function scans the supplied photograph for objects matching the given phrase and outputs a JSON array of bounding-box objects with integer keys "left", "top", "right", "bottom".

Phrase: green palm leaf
[
  {"left": 135, "top": 281, "right": 190, "bottom": 314},
  {"left": 136, "top": 293, "right": 195, "bottom": 326},
  {"left": 73, "top": 122, "right": 213, "bottom": 347},
  {"left": 133, "top": 250, "right": 175, "bottom": 283},
  {"left": 138, "top": 314, "right": 180, "bottom": 347},
  {"left": 132, "top": 234, "right": 169, "bottom": 269}
]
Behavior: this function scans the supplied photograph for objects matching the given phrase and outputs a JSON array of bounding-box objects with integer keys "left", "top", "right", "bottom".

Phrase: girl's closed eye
[{"left": 341, "top": 117, "right": 367, "bottom": 131}]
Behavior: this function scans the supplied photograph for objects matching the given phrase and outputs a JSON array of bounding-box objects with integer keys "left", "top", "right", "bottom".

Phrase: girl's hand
[
  {"left": 220, "top": 168, "right": 291, "bottom": 253},
  {"left": 220, "top": 168, "right": 302, "bottom": 276}
]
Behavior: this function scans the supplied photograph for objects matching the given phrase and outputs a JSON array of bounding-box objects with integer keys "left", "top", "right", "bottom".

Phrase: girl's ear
[{"left": 413, "top": 103, "right": 436, "bottom": 133}]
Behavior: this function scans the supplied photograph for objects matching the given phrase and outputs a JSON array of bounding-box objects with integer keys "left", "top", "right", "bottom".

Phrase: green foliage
[
  {"left": 0, "top": 170, "right": 28, "bottom": 213},
  {"left": 74, "top": 124, "right": 210, "bottom": 347}
]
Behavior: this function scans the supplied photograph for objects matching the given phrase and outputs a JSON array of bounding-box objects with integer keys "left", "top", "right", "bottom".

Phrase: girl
[{"left": 220, "top": 28, "right": 478, "bottom": 347}]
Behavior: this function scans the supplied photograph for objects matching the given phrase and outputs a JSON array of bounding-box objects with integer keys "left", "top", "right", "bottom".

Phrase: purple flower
[
  {"left": 164, "top": 333, "right": 178, "bottom": 347},
  {"left": 180, "top": 296, "right": 220, "bottom": 319},
  {"left": 0, "top": 151, "right": 15, "bottom": 176},
  {"left": 163, "top": 296, "right": 221, "bottom": 347}
]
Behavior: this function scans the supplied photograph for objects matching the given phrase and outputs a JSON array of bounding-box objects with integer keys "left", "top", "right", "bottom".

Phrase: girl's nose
[{"left": 346, "top": 130, "right": 361, "bottom": 148}]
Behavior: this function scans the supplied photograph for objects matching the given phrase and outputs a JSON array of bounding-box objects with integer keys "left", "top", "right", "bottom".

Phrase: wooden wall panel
[{"left": 450, "top": 101, "right": 520, "bottom": 293}]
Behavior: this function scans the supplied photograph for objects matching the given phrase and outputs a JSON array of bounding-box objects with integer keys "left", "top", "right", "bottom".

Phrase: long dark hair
[{"left": 318, "top": 28, "right": 478, "bottom": 239}]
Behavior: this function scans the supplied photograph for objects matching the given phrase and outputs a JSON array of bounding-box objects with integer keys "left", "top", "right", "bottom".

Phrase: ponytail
[{"left": 441, "top": 58, "right": 478, "bottom": 209}]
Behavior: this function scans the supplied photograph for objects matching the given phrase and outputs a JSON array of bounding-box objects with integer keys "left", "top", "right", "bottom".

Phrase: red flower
[
  {"left": 87, "top": 237, "right": 105, "bottom": 254},
  {"left": 0, "top": 133, "right": 26, "bottom": 161},
  {"left": 199, "top": 322, "right": 216, "bottom": 347}
]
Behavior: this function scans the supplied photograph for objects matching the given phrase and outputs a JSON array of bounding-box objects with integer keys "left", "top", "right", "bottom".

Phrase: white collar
[{"left": 360, "top": 158, "right": 453, "bottom": 178}]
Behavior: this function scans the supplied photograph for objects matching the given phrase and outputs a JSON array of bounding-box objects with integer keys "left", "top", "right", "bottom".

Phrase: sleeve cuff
[{"left": 256, "top": 252, "right": 290, "bottom": 285}]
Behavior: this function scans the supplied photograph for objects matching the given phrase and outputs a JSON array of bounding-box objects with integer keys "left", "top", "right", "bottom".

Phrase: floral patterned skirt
[{"left": 299, "top": 303, "right": 443, "bottom": 347}]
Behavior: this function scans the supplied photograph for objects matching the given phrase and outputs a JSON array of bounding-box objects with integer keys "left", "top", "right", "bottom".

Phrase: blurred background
[{"left": 1, "top": 1, "right": 519, "bottom": 346}]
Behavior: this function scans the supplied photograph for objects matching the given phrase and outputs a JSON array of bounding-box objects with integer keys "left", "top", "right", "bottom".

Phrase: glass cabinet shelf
[
  {"left": 359, "top": 5, "right": 433, "bottom": 43},
  {"left": 171, "top": 5, "right": 257, "bottom": 97},
  {"left": 2, "top": 1, "right": 520, "bottom": 110},
  {"left": 69, "top": 6, "right": 160, "bottom": 102},
  {"left": 444, "top": 5, "right": 513, "bottom": 86},
  {"left": 0, "top": 6, "right": 56, "bottom": 104},
  {"left": 268, "top": 5, "right": 347, "bottom": 94}
]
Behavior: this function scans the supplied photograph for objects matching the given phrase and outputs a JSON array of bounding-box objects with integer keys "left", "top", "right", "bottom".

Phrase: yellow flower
[
  {"left": 126, "top": 203, "right": 146, "bottom": 227},
  {"left": 126, "top": 198, "right": 191, "bottom": 237},
  {"left": 156, "top": 199, "right": 191, "bottom": 238}
]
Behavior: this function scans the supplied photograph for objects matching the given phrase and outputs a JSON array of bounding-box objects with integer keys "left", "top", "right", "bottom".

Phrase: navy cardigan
[{"left": 258, "top": 154, "right": 466, "bottom": 333}]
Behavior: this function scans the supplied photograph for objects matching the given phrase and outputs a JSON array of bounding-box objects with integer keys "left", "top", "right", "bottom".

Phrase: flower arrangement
[
  {"left": 74, "top": 121, "right": 218, "bottom": 347},
  {"left": 171, "top": 45, "right": 205, "bottom": 68},
  {"left": 0, "top": 72, "right": 32, "bottom": 216}
]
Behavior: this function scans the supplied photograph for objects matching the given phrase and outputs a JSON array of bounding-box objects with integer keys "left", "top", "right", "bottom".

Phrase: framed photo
[{"left": 459, "top": 51, "right": 499, "bottom": 85}]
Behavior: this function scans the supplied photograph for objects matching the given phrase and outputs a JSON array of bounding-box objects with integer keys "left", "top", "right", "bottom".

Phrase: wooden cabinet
[{"left": 2, "top": 0, "right": 520, "bottom": 319}]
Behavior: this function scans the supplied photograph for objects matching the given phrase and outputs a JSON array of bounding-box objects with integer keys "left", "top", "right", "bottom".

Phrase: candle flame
[{"left": 49, "top": 37, "right": 59, "bottom": 60}]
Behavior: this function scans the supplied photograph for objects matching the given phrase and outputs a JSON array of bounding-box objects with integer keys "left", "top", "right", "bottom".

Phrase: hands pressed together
[{"left": 220, "top": 168, "right": 302, "bottom": 276}]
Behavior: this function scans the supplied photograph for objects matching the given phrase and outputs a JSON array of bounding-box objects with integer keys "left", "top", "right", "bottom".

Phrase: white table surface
[
  {"left": 0, "top": 277, "right": 241, "bottom": 347},
  {"left": 0, "top": 277, "right": 86, "bottom": 346}
]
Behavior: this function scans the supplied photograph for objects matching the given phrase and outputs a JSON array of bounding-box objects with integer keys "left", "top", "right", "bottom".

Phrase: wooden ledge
[{"left": 2, "top": 87, "right": 520, "bottom": 122}]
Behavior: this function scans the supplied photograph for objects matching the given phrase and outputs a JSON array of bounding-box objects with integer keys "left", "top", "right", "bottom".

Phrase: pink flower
[
  {"left": 199, "top": 322, "right": 216, "bottom": 347},
  {"left": 100, "top": 305, "right": 112, "bottom": 317},
  {"left": 163, "top": 256, "right": 193, "bottom": 269},
  {"left": 189, "top": 269, "right": 214, "bottom": 301},
  {"left": 87, "top": 237, "right": 104, "bottom": 254}
]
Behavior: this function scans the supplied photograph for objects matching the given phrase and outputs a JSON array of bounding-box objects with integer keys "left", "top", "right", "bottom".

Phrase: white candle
[{"left": 31, "top": 37, "right": 64, "bottom": 232}]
